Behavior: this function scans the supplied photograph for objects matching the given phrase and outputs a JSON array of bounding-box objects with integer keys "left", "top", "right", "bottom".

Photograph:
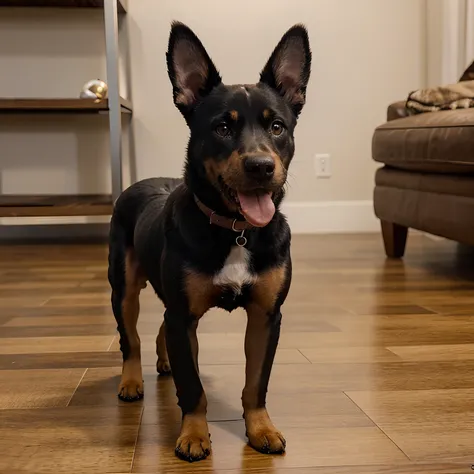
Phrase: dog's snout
[{"left": 244, "top": 156, "right": 275, "bottom": 180}]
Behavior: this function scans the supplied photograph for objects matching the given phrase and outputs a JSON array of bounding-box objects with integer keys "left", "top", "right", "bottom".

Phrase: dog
[{"left": 107, "top": 21, "right": 311, "bottom": 462}]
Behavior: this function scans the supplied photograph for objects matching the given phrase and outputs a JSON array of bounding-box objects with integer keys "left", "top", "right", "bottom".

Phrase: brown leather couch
[{"left": 372, "top": 102, "right": 474, "bottom": 258}]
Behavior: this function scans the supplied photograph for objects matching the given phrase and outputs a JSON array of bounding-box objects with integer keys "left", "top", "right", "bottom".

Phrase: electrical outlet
[{"left": 314, "top": 153, "right": 331, "bottom": 178}]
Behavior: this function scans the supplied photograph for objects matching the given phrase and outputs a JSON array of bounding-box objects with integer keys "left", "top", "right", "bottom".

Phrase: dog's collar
[{"left": 194, "top": 195, "right": 253, "bottom": 246}]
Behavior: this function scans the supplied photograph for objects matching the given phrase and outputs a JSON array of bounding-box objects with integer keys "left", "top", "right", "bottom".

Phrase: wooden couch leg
[{"left": 381, "top": 221, "right": 408, "bottom": 258}]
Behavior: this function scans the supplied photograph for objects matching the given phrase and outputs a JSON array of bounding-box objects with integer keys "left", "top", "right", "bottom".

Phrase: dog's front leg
[
  {"left": 164, "top": 310, "right": 210, "bottom": 462},
  {"left": 243, "top": 305, "right": 285, "bottom": 454},
  {"left": 242, "top": 263, "right": 290, "bottom": 454}
]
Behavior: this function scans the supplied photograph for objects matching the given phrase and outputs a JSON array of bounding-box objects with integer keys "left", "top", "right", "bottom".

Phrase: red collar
[{"left": 194, "top": 195, "right": 254, "bottom": 232}]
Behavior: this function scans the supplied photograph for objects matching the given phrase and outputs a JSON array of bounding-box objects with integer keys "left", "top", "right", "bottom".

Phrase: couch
[{"left": 372, "top": 101, "right": 474, "bottom": 258}]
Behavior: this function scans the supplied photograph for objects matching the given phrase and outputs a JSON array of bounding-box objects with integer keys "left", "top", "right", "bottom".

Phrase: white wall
[
  {"left": 0, "top": 0, "right": 427, "bottom": 233},
  {"left": 426, "top": 0, "right": 474, "bottom": 87}
]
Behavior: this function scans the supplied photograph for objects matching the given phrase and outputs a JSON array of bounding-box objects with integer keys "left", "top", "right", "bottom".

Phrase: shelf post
[{"left": 104, "top": 0, "right": 123, "bottom": 203}]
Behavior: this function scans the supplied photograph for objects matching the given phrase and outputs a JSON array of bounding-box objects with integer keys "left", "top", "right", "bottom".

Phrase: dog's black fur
[{"left": 108, "top": 21, "right": 311, "bottom": 462}]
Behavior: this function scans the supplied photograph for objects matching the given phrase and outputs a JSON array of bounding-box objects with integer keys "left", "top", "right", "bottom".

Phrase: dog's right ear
[{"left": 167, "top": 21, "right": 222, "bottom": 120}]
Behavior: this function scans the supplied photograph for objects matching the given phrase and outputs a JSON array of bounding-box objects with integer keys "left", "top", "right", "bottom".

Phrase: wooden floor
[{"left": 1, "top": 233, "right": 474, "bottom": 473}]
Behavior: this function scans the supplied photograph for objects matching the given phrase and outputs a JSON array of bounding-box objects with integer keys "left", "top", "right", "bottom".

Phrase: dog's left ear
[
  {"left": 167, "top": 21, "right": 222, "bottom": 120},
  {"left": 259, "top": 24, "right": 311, "bottom": 117}
]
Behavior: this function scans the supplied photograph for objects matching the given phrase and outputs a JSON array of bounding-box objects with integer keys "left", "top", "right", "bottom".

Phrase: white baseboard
[
  {"left": 281, "top": 200, "right": 379, "bottom": 234},
  {"left": 0, "top": 216, "right": 110, "bottom": 226}
]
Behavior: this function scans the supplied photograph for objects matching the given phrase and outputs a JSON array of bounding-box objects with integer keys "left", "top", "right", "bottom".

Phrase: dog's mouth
[{"left": 218, "top": 177, "right": 275, "bottom": 227}]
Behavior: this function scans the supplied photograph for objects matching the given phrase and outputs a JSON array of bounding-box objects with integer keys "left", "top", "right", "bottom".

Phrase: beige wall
[
  {"left": 426, "top": 0, "right": 445, "bottom": 86},
  {"left": 0, "top": 0, "right": 426, "bottom": 218},
  {"left": 128, "top": 0, "right": 426, "bottom": 203}
]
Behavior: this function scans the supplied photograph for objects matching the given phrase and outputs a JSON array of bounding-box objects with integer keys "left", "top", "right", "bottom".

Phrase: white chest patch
[{"left": 213, "top": 246, "right": 256, "bottom": 293}]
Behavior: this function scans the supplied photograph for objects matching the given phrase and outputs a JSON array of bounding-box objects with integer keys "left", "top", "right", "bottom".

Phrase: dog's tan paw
[
  {"left": 244, "top": 407, "right": 286, "bottom": 454},
  {"left": 247, "top": 427, "right": 286, "bottom": 454},
  {"left": 118, "top": 378, "right": 144, "bottom": 402},
  {"left": 119, "top": 358, "right": 143, "bottom": 401},
  {"left": 175, "top": 433, "right": 211, "bottom": 462}
]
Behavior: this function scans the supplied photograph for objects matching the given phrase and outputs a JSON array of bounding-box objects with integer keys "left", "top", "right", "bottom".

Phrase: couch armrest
[{"left": 387, "top": 101, "right": 410, "bottom": 121}]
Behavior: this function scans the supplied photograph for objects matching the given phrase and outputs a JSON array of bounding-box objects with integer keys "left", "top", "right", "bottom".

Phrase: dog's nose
[{"left": 244, "top": 156, "right": 275, "bottom": 180}]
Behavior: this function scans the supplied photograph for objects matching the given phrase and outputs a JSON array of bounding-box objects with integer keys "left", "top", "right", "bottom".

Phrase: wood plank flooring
[{"left": 1, "top": 233, "right": 474, "bottom": 473}]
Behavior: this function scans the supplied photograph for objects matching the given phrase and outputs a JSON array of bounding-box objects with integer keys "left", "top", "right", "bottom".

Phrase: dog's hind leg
[
  {"left": 108, "top": 222, "right": 146, "bottom": 401},
  {"left": 156, "top": 320, "right": 171, "bottom": 375}
]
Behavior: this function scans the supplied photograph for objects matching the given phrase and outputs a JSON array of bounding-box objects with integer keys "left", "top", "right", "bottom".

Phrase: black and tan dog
[{"left": 108, "top": 21, "right": 311, "bottom": 462}]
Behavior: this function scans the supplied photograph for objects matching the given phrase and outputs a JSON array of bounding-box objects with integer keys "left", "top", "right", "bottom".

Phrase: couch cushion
[
  {"left": 375, "top": 167, "right": 474, "bottom": 198},
  {"left": 373, "top": 108, "right": 474, "bottom": 173}
]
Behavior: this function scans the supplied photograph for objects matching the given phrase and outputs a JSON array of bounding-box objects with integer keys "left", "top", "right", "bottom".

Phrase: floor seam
[
  {"left": 209, "top": 418, "right": 242, "bottom": 423},
  {"left": 343, "top": 391, "right": 412, "bottom": 462},
  {"left": 297, "top": 349, "right": 312, "bottom": 363},
  {"left": 66, "top": 367, "right": 88, "bottom": 407},
  {"left": 107, "top": 336, "right": 116, "bottom": 352},
  {"left": 130, "top": 406, "right": 145, "bottom": 473}
]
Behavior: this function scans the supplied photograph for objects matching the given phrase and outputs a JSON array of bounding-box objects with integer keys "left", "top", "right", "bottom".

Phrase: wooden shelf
[
  {"left": 0, "top": 97, "right": 132, "bottom": 114},
  {"left": 0, "top": 0, "right": 126, "bottom": 13},
  {"left": 1, "top": 0, "right": 130, "bottom": 224},
  {"left": 0, "top": 194, "right": 113, "bottom": 217}
]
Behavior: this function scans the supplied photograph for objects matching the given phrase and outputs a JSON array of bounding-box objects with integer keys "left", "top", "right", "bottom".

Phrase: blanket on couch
[
  {"left": 406, "top": 60, "right": 474, "bottom": 114},
  {"left": 406, "top": 80, "right": 474, "bottom": 114}
]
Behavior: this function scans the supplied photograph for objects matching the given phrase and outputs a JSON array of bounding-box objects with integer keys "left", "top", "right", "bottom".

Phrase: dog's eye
[
  {"left": 270, "top": 120, "right": 284, "bottom": 136},
  {"left": 215, "top": 123, "right": 231, "bottom": 137}
]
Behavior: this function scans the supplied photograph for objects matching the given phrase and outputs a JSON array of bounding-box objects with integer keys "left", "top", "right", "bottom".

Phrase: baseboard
[
  {"left": 0, "top": 223, "right": 109, "bottom": 243},
  {"left": 281, "top": 200, "right": 379, "bottom": 234}
]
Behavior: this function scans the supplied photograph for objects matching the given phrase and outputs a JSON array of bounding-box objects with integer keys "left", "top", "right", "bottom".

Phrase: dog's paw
[
  {"left": 175, "top": 433, "right": 211, "bottom": 462},
  {"left": 244, "top": 408, "right": 286, "bottom": 454},
  {"left": 247, "top": 427, "right": 286, "bottom": 454},
  {"left": 118, "top": 379, "right": 144, "bottom": 402},
  {"left": 156, "top": 358, "right": 171, "bottom": 375}
]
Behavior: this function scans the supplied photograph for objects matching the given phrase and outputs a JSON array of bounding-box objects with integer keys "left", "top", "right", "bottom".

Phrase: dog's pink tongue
[{"left": 238, "top": 191, "right": 275, "bottom": 227}]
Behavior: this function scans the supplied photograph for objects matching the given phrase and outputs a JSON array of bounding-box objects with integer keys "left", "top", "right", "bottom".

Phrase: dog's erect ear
[
  {"left": 167, "top": 21, "right": 222, "bottom": 118},
  {"left": 259, "top": 24, "right": 311, "bottom": 117}
]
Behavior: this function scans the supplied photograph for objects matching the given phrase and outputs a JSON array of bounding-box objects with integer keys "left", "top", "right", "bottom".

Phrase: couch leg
[{"left": 381, "top": 221, "right": 408, "bottom": 258}]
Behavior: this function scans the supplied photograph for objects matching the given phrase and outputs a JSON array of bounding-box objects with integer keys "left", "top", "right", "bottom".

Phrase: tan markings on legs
[
  {"left": 118, "top": 249, "right": 147, "bottom": 400},
  {"left": 175, "top": 392, "right": 211, "bottom": 461},
  {"left": 243, "top": 264, "right": 287, "bottom": 453},
  {"left": 251, "top": 264, "right": 286, "bottom": 312},
  {"left": 156, "top": 320, "right": 171, "bottom": 375},
  {"left": 244, "top": 407, "right": 285, "bottom": 454},
  {"left": 157, "top": 318, "right": 199, "bottom": 375},
  {"left": 168, "top": 318, "right": 209, "bottom": 462},
  {"left": 184, "top": 270, "right": 220, "bottom": 318}
]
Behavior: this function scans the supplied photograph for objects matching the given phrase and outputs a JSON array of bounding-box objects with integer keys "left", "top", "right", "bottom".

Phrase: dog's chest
[{"left": 213, "top": 245, "right": 256, "bottom": 293}]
